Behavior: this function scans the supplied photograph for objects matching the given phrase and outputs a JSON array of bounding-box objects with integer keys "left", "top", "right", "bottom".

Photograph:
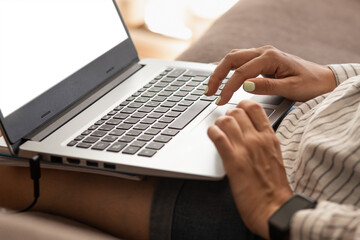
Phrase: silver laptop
[{"left": 0, "top": 0, "right": 293, "bottom": 180}]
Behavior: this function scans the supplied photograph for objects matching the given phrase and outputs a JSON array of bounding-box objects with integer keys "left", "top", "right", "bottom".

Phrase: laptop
[{"left": 0, "top": 0, "right": 293, "bottom": 180}]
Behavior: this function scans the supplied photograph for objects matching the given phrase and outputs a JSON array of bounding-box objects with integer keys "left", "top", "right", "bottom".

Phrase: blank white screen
[{"left": 0, "top": 0, "right": 127, "bottom": 117}]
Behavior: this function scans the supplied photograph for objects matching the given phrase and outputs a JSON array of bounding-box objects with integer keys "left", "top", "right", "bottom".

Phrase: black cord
[{"left": 15, "top": 155, "right": 41, "bottom": 213}]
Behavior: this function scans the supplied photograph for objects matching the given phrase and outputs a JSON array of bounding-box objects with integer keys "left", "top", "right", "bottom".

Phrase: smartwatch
[{"left": 268, "top": 193, "right": 317, "bottom": 240}]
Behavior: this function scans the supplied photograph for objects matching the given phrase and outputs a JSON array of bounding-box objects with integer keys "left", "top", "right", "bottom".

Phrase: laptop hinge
[{"left": 27, "top": 61, "right": 143, "bottom": 142}]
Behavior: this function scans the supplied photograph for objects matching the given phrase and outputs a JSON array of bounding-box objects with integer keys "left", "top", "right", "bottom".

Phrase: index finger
[
  {"left": 206, "top": 49, "right": 261, "bottom": 96},
  {"left": 215, "top": 55, "right": 278, "bottom": 105}
]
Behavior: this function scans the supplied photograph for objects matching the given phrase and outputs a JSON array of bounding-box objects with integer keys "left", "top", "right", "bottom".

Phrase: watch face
[{"left": 269, "top": 194, "right": 317, "bottom": 239}]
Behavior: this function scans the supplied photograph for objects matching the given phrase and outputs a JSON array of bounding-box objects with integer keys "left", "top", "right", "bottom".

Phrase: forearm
[{"left": 328, "top": 63, "right": 360, "bottom": 86}]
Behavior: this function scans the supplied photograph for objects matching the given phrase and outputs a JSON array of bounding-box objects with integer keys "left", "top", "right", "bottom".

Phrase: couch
[{"left": 1, "top": 0, "right": 360, "bottom": 239}]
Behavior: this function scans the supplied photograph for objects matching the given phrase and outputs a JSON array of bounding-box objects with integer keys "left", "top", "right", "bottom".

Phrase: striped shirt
[{"left": 276, "top": 64, "right": 360, "bottom": 239}]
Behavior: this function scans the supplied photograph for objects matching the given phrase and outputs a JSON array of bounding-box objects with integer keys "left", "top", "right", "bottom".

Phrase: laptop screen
[
  {"left": 0, "top": 0, "right": 127, "bottom": 118},
  {"left": 0, "top": 0, "right": 138, "bottom": 148}
]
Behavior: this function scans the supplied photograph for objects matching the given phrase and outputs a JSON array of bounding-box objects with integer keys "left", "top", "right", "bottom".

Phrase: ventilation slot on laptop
[
  {"left": 86, "top": 161, "right": 98, "bottom": 167},
  {"left": 67, "top": 158, "right": 80, "bottom": 165},
  {"left": 50, "top": 156, "right": 63, "bottom": 164}
]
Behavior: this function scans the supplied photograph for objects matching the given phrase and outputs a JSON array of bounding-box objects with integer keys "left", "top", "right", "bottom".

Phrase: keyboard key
[
  {"left": 171, "top": 81, "right": 185, "bottom": 87},
  {"left": 162, "top": 129, "right": 179, "bottom": 136},
  {"left": 200, "top": 96, "right": 217, "bottom": 101},
  {"left": 169, "top": 100, "right": 211, "bottom": 130},
  {"left": 130, "top": 141, "right": 146, "bottom": 148},
  {"left": 101, "top": 115, "right": 112, "bottom": 120},
  {"left": 154, "top": 107, "right": 169, "bottom": 114},
  {"left": 138, "top": 149, "right": 157, "bottom": 157},
  {"left": 197, "top": 85, "right": 207, "bottom": 91},
  {"left": 186, "top": 81, "right": 200, "bottom": 87},
  {"left": 152, "top": 123, "right": 168, "bottom": 129},
  {"left": 133, "top": 124, "right": 149, "bottom": 131},
  {"left": 154, "top": 135, "right": 172, "bottom": 143},
  {"left": 99, "top": 125, "right": 115, "bottom": 131},
  {"left": 145, "top": 101, "right": 160, "bottom": 108},
  {"left": 160, "top": 77, "right": 175, "bottom": 83},
  {"left": 135, "top": 97, "right": 150, "bottom": 103},
  {"left": 117, "top": 123, "right": 133, "bottom": 130},
  {"left": 88, "top": 125, "right": 98, "bottom": 130},
  {"left": 124, "top": 118, "right": 140, "bottom": 124},
  {"left": 181, "top": 86, "right": 194, "bottom": 92},
  {"left": 120, "top": 100, "right": 131, "bottom": 106},
  {"left": 113, "top": 106, "right": 123, "bottom": 111},
  {"left": 67, "top": 141, "right": 78, "bottom": 147},
  {"left": 107, "top": 142, "right": 127, "bottom": 153},
  {"left": 192, "top": 76, "right": 208, "bottom": 82},
  {"left": 128, "top": 102, "right": 143, "bottom": 108},
  {"left": 121, "top": 108, "right": 136, "bottom": 114},
  {"left": 83, "top": 137, "right": 100, "bottom": 144},
  {"left": 126, "top": 130, "right": 142, "bottom": 137},
  {"left": 145, "top": 128, "right": 161, "bottom": 135},
  {"left": 154, "top": 82, "right": 169, "bottom": 88},
  {"left": 178, "top": 76, "right": 191, "bottom": 82},
  {"left": 142, "top": 92, "right": 156, "bottom": 98},
  {"left": 106, "top": 119, "right": 122, "bottom": 125},
  {"left": 161, "top": 101, "right": 176, "bottom": 108},
  {"left": 102, "top": 136, "right": 118, "bottom": 142},
  {"left": 141, "top": 118, "right": 157, "bottom": 124},
  {"left": 131, "top": 112, "right": 147, "bottom": 119},
  {"left": 126, "top": 96, "right": 136, "bottom": 101},
  {"left": 165, "top": 111, "right": 181, "bottom": 118},
  {"left": 74, "top": 135, "right": 85, "bottom": 141},
  {"left": 138, "top": 107, "right": 154, "bottom": 113},
  {"left": 165, "top": 86, "right": 179, "bottom": 92},
  {"left": 148, "top": 87, "right": 163, "bottom": 93},
  {"left": 138, "top": 134, "right": 154, "bottom": 142},
  {"left": 118, "top": 136, "right": 135, "bottom": 143},
  {"left": 113, "top": 113, "right": 129, "bottom": 120},
  {"left": 122, "top": 146, "right": 141, "bottom": 155},
  {"left": 183, "top": 70, "right": 211, "bottom": 77},
  {"left": 77, "top": 143, "right": 92, "bottom": 149},
  {"left": 153, "top": 96, "right": 167, "bottom": 102},
  {"left": 191, "top": 90, "right": 205, "bottom": 96},
  {"left": 185, "top": 95, "right": 199, "bottom": 101},
  {"left": 178, "top": 100, "right": 193, "bottom": 107},
  {"left": 158, "top": 91, "right": 173, "bottom": 97},
  {"left": 109, "top": 129, "right": 126, "bottom": 136},
  {"left": 91, "top": 130, "right": 107, "bottom": 137},
  {"left": 95, "top": 120, "right": 105, "bottom": 125},
  {"left": 107, "top": 110, "right": 118, "bottom": 116},
  {"left": 168, "top": 96, "right": 182, "bottom": 102},
  {"left": 146, "top": 142, "right": 165, "bottom": 150},
  {"left": 172, "top": 106, "right": 187, "bottom": 112},
  {"left": 92, "top": 142, "right": 110, "bottom": 151},
  {"left": 167, "top": 69, "right": 186, "bottom": 78},
  {"left": 82, "top": 130, "right": 92, "bottom": 135},
  {"left": 159, "top": 117, "right": 174, "bottom": 124},
  {"left": 174, "top": 91, "right": 188, "bottom": 97}
]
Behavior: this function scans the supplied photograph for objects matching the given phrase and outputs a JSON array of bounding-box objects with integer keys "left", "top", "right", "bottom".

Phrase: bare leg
[{"left": 0, "top": 166, "right": 158, "bottom": 240}]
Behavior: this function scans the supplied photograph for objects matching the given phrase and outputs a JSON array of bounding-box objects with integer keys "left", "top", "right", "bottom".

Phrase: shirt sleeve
[
  {"left": 290, "top": 201, "right": 360, "bottom": 240},
  {"left": 328, "top": 64, "right": 360, "bottom": 85}
]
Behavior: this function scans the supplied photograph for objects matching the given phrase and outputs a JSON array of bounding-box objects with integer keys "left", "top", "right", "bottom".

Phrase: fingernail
[
  {"left": 215, "top": 96, "right": 221, "bottom": 105},
  {"left": 244, "top": 81, "right": 255, "bottom": 92},
  {"left": 204, "top": 86, "right": 209, "bottom": 95}
]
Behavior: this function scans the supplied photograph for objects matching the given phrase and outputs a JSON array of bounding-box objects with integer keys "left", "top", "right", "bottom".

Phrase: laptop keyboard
[{"left": 67, "top": 67, "right": 226, "bottom": 157}]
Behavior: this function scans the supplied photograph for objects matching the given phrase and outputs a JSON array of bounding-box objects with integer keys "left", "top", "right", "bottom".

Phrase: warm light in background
[{"left": 144, "top": 0, "right": 238, "bottom": 40}]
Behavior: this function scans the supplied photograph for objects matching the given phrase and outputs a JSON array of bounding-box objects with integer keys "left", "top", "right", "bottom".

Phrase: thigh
[{"left": 150, "top": 178, "right": 263, "bottom": 240}]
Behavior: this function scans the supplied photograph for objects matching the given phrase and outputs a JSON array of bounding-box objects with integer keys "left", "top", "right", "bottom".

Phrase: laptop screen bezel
[{"left": 0, "top": 0, "right": 139, "bottom": 153}]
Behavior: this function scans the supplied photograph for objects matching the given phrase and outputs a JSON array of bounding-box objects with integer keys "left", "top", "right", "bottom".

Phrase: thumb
[{"left": 243, "top": 78, "right": 288, "bottom": 96}]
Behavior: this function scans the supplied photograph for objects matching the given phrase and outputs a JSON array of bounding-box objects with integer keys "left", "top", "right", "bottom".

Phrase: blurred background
[{"left": 116, "top": 0, "right": 238, "bottom": 59}]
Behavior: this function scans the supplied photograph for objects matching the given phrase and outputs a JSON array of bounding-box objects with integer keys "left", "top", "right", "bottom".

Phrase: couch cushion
[{"left": 178, "top": 0, "right": 360, "bottom": 65}]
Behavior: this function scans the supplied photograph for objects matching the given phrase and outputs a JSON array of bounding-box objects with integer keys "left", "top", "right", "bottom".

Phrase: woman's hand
[
  {"left": 206, "top": 46, "right": 336, "bottom": 104},
  {"left": 208, "top": 100, "right": 293, "bottom": 239}
]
